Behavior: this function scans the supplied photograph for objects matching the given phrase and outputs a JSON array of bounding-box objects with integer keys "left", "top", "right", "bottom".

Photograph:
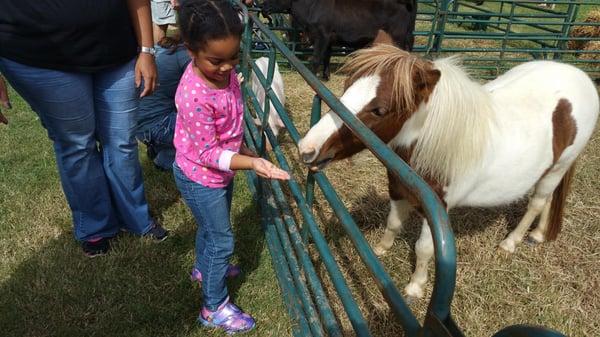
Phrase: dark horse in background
[{"left": 261, "top": 0, "right": 417, "bottom": 80}]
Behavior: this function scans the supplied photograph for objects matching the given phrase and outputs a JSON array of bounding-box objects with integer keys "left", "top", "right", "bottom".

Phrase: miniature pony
[{"left": 298, "top": 34, "right": 599, "bottom": 298}]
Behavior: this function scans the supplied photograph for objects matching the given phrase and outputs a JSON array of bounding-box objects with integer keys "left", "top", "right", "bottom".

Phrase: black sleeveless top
[{"left": 0, "top": 0, "right": 139, "bottom": 73}]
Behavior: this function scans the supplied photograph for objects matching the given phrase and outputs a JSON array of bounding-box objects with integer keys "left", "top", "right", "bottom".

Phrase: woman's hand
[
  {"left": 251, "top": 158, "right": 290, "bottom": 180},
  {"left": 170, "top": 0, "right": 180, "bottom": 10},
  {"left": 135, "top": 53, "right": 157, "bottom": 97},
  {"left": 127, "top": 0, "right": 156, "bottom": 97},
  {"left": 0, "top": 75, "right": 11, "bottom": 124}
]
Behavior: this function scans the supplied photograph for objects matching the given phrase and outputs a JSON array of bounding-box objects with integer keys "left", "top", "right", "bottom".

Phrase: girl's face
[{"left": 191, "top": 35, "right": 241, "bottom": 87}]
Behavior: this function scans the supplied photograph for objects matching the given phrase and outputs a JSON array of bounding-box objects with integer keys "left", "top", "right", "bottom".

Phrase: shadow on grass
[
  {"left": 0, "top": 195, "right": 265, "bottom": 337},
  {"left": 346, "top": 186, "right": 530, "bottom": 242}
]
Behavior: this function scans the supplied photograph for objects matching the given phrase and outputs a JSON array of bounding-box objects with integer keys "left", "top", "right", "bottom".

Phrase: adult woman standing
[{"left": 0, "top": 0, "right": 168, "bottom": 257}]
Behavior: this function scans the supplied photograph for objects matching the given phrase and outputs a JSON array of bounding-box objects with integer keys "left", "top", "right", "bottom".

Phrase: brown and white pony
[{"left": 298, "top": 38, "right": 599, "bottom": 299}]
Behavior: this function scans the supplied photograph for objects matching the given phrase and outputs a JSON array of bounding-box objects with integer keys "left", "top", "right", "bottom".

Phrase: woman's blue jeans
[
  {"left": 0, "top": 57, "right": 153, "bottom": 241},
  {"left": 173, "top": 163, "right": 234, "bottom": 311},
  {"left": 136, "top": 112, "right": 176, "bottom": 170}
]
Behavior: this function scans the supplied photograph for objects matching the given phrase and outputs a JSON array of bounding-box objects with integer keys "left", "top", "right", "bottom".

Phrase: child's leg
[
  {"left": 173, "top": 164, "right": 234, "bottom": 310},
  {"left": 193, "top": 181, "right": 233, "bottom": 273},
  {"left": 197, "top": 183, "right": 235, "bottom": 310}
]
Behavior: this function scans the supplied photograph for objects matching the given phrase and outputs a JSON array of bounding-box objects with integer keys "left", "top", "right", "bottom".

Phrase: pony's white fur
[
  {"left": 251, "top": 57, "right": 286, "bottom": 137},
  {"left": 300, "top": 53, "right": 599, "bottom": 299},
  {"left": 409, "top": 56, "right": 494, "bottom": 184}
]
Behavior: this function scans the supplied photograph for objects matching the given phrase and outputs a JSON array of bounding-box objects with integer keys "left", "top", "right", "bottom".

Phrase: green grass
[{"left": 0, "top": 87, "right": 292, "bottom": 337}]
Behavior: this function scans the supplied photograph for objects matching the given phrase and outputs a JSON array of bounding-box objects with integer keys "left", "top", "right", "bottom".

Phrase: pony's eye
[{"left": 372, "top": 107, "right": 387, "bottom": 117}]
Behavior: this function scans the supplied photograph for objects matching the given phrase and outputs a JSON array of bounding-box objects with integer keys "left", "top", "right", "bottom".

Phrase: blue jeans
[
  {"left": 173, "top": 163, "right": 234, "bottom": 311},
  {"left": 136, "top": 112, "right": 176, "bottom": 170},
  {"left": 0, "top": 57, "right": 153, "bottom": 241}
]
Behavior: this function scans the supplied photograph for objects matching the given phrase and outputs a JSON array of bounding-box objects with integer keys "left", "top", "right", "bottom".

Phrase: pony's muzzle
[
  {"left": 301, "top": 148, "right": 317, "bottom": 164},
  {"left": 298, "top": 146, "right": 334, "bottom": 171}
]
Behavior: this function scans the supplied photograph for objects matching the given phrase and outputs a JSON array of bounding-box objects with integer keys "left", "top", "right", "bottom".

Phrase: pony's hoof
[
  {"left": 528, "top": 230, "right": 545, "bottom": 244},
  {"left": 404, "top": 283, "right": 424, "bottom": 299},
  {"left": 524, "top": 236, "right": 540, "bottom": 247},
  {"left": 372, "top": 245, "right": 388, "bottom": 256},
  {"left": 499, "top": 239, "right": 516, "bottom": 253}
]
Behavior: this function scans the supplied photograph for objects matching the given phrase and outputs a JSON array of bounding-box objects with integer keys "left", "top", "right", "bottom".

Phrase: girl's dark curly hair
[{"left": 178, "top": 0, "right": 243, "bottom": 52}]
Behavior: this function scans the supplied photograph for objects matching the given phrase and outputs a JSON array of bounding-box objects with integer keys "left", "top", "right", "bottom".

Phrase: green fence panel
[{"left": 234, "top": 1, "right": 573, "bottom": 336}]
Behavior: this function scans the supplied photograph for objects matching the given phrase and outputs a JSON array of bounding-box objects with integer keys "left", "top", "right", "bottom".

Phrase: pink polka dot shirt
[{"left": 174, "top": 64, "right": 244, "bottom": 188}]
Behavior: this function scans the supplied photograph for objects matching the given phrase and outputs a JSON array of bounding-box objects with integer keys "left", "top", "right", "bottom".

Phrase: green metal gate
[{"left": 234, "top": 1, "right": 591, "bottom": 336}]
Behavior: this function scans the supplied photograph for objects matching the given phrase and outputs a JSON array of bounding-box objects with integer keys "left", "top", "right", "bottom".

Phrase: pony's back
[{"left": 485, "top": 60, "right": 598, "bottom": 153}]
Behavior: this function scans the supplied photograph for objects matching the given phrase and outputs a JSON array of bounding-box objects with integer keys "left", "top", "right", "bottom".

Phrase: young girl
[{"left": 173, "top": 0, "right": 290, "bottom": 334}]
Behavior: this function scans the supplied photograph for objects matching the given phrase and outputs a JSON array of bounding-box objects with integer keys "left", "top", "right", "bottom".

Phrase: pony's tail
[{"left": 546, "top": 163, "right": 576, "bottom": 241}]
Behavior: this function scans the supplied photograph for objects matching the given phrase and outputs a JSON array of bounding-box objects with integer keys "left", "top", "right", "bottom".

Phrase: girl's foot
[
  {"left": 190, "top": 264, "right": 241, "bottom": 283},
  {"left": 198, "top": 297, "right": 256, "bottom": 334}
]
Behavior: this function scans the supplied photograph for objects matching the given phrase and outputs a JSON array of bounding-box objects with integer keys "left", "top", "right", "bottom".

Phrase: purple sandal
[
  {"left": 198, "top": 297, "right": 256, "bottom": 334},
  {"left": 190, "top": 264, "right": 241, "bottom": 283}
]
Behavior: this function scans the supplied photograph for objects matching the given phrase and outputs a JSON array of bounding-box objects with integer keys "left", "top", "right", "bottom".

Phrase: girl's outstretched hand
[{"left": 251, "top": 158, "right": 290, "bottom": 180}]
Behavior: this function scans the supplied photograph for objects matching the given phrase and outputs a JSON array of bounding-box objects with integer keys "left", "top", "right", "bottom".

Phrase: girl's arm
[
  {"left": 185, "top": 102, "right": 289, "bottom": 180},
  {"left": 126, "top": 0, "right": 157, "bottom": 97}
]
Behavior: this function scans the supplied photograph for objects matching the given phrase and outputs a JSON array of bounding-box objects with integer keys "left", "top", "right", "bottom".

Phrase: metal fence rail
[{"left": 234, "top": 1, "right": 572, "bottom": 336}]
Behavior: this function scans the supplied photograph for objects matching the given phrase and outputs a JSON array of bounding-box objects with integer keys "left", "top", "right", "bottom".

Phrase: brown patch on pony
[
  {"left": 413, "top": 67, "right": 441, "bottom": 106},
  {"left": 540, "top": 98, "right": 578, "bottom": 241},
  {"left": 532, "top": 99, "right": 578, "bottom": 241},
  {"left": 551, "top": 98, "right": 577, "bottom": 163},
  {"left": 388, "top": 145, "right": 446, "bottom": 211}
]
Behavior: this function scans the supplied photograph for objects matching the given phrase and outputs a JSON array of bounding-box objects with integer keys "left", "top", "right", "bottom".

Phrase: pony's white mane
[{"left": 410, "top": 56, "right": 494, "bottom": 184}]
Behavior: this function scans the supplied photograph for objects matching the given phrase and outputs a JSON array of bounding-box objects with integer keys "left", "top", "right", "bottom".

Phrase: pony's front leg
[
  {"left": 405, "top": 219, "right": 434, "bottom": 299},
  {"left": 373, "top": 199, "right": 413, "bottom": 256},
  {"left": 499, "top": 195, "right": 548, "bottom": 253}
]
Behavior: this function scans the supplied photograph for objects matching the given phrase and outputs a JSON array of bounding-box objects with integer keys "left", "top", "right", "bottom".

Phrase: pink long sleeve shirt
[{"left": 174, "top": 64, "right": 244, "bottom": 188}]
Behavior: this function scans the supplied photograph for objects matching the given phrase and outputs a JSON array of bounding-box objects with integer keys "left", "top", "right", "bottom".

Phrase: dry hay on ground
[
  {"left": 271, "top": 70, "right": 600, "bottom": 337},
  {"left": 580, "top": 41, "right": 600, "bottom": 61},
  {"left": 568, "top": 9, "right": 600, "bottom": 51}
]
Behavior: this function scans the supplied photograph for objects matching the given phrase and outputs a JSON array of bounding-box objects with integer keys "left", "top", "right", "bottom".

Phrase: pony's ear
[
  {"left": 373, "top": 30, "right": 395, "bottom": 46},
  {"left": 415, "top": 67, "right": 441, "bottom": 90},
  {"left": 424, "top": 68, "right": 441, "bottom": 88}
]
